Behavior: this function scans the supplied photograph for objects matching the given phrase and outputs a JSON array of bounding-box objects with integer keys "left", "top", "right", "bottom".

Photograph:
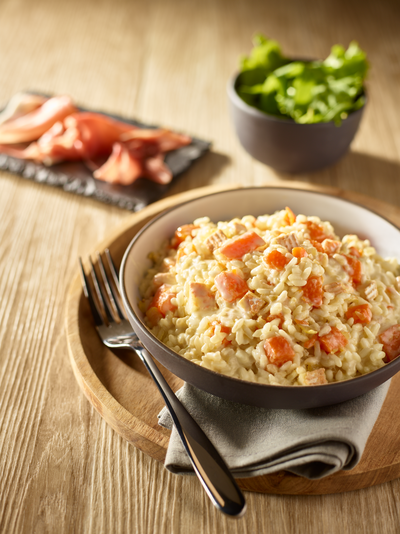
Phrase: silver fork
[{"left": 79, "top": 250, "right": 246, "bottom": 518}]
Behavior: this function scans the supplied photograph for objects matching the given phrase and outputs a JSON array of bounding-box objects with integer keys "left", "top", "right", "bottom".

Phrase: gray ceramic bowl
[
  {"left": 120, "top": 187, "right": 400, "bottom": 409},
  {"left": 227, "top": 73, "right": 366, "bottom": 173}
]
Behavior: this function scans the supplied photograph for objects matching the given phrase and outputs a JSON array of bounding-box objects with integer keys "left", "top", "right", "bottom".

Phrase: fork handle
[{"left": 128, "top": 342, "right": 246, "bottom": 518}]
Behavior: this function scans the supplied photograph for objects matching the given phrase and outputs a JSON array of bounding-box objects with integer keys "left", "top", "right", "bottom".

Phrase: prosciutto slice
[
  {"left": 93, "top": 143, "right": 142, "bottom": 185},
  {"left": 0, "top": 92, "right": 193, "bottom": 186},
  {"left": 94, "top": 128, "right": 191, "bottom": 185},
  {"left": 94, "top": 144, "right": 173, "bottom": 185},
  {"left": 24, "top": 112, "right": 136, "bottom": 165},
  {"left": 0, "top": 92, "right": 47, "bottom": 126},
  {"left": 122, "top": 128, "right": 192, "bottom": 152},
  {"left": 0, "top": 95, "right": 77, "bottom": 144}
]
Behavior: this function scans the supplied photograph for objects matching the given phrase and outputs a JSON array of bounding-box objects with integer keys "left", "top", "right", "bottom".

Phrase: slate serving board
[{"left": 0, "top": 95, "right": 211, "bottom": 211}]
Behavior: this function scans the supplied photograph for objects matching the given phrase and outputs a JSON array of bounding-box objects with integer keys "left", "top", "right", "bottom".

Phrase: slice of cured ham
[
  {"left": 0, "top": 95, "right": 77, "bottom": 144},
  {"left": 93, "top": 143, "right": 142, "bottom": 185},
  {"left": 0, "top": 92, "right": 47, "bottom": 126},
  {"left": 24, "top": 112, "right": 137, "bottom": 165},
  {"left": 0, "top": 92, "right": 193, "bottom": 186},
  {"left": 122, "top": 128, "right": 191, "bottom": 151}
]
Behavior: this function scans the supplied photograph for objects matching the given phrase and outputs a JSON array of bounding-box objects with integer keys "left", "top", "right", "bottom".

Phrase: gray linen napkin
[{"left": 158, "top": 381, "right": 390, "bottom": 480}]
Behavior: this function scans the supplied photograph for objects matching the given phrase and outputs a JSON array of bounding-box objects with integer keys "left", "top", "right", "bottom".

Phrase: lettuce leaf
[{"left": 236, "top": 35, "right": 369, "bottom": 124}]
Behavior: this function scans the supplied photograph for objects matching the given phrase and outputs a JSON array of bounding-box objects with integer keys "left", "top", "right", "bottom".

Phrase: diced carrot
[
  {"left": 283, "top": 206, "right": 296, "bottom": 226},
  {"left": 378, "top": 324, "right": 400, "bottom": 362},
  {"left": 263, "top": 313, "right": 284, "bottom": 329},
  {"left": 322, "top": 239, "right": 341, "bottom": 256},
  {"left": 148, "top": 285, "right": 177, "bottom": 316},
  {"left": 302, "top": 276, "right": 324, "bottom": 307},
  {"left": 344, "top": 254, "right": 362, "bottom": 285},
  {"left": 145, "top": 307, "right": 163, "bottom": 327},
  {"left": 295, "top": 318, "right": 309, "bottom": 326},
  {"left": 310, "top": 240, "right": 324, "bottom": 252},
  {"left": 345, "top": 304, "right": 372, "bottom": 324},
  {"left": 264, "top": 250, "right": 289, "bottom": 270},
  {"left": 305, "top": 221, "right": 334, "bottom": 243},
  {"left": 218, "top": 230, "right": 265, "bottom": 260},
  {"left": 214, "top": 271, "right": 248, "bottom": 302},
  {"left": 171, "top": 224, "right": 198, "bottom": 248},
  {"left": 264, "top": 336, "right": 295, "bottom": 366},
  {"left": 349, "top": 247, "right": 362, "bottom": 257},
  {"left": 292, "top": 247, "right": 307, "bottom": 259},
  {"left": 207, "top": 321, "right": 231, "bottom": 347},
  {"left": 319, "top": 327, "right": 348, "bottom": 353},
  {"left": 303, "top": 334, "right": 318, "bottom": 349},
  {"left": 211, "top": 321, "right": 230, "bottom": 335}
]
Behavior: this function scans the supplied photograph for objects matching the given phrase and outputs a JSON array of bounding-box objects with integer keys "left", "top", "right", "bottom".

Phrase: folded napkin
[{"left": 158, "top": 380, "right": 390, "bottom": 480}]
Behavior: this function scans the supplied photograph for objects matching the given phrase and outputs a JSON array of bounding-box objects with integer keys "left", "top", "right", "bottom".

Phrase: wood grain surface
[
  {"left": 1, "top": 0, "right": 400, "bottom": 533},
  {"left": 66, "top": 182, "right": 400, "bottom": 496}
]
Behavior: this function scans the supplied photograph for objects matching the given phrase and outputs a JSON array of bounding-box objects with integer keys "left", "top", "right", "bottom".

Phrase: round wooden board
[{"left": 66, "top": 182, "right": 400, "bottom": 495}]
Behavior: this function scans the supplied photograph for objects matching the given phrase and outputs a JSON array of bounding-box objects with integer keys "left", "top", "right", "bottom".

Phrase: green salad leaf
[{"left": 236, "top": 35, "right": 368, "bottom": 124}]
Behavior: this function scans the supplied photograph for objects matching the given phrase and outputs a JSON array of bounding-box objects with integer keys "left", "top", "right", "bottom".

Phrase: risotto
[{"left": 139, "top": 207, "right": 400, "bottom": 386}]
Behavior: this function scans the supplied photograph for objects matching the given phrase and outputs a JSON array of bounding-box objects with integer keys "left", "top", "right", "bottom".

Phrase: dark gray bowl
[
  {"left": 227, "top": 73, "right": 366, "bottom": 173},
  {"left": 120, "top": 187, "right": 400, "bottom": 409}
]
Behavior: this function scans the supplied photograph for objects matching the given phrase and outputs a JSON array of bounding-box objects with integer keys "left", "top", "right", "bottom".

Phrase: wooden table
[{"left": 1, "top": 0, "right": 400, "bottom": 532}]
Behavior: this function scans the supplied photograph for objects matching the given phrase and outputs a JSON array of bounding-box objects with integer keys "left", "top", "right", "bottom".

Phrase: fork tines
[{"left": 79, "top": 250, "right": 125, "bottom": 326}]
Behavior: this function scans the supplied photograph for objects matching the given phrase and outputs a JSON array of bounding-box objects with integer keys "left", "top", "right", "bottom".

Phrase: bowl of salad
[{"left": 227, "top": 35, "right": 368, "bottom": 173}]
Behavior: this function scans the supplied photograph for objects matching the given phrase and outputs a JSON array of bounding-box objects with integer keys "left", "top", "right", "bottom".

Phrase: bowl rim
[
  {"left": 120, "top": 185, "right": 400, "bottom": 393},
  {"left": 227, "top": 71, "right": 367, "bottom": 127}
]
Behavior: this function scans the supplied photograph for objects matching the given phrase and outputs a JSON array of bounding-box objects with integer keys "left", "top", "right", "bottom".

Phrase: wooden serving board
[{"left": 65, "top": 182, "right": 400, "bottom": 495}]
